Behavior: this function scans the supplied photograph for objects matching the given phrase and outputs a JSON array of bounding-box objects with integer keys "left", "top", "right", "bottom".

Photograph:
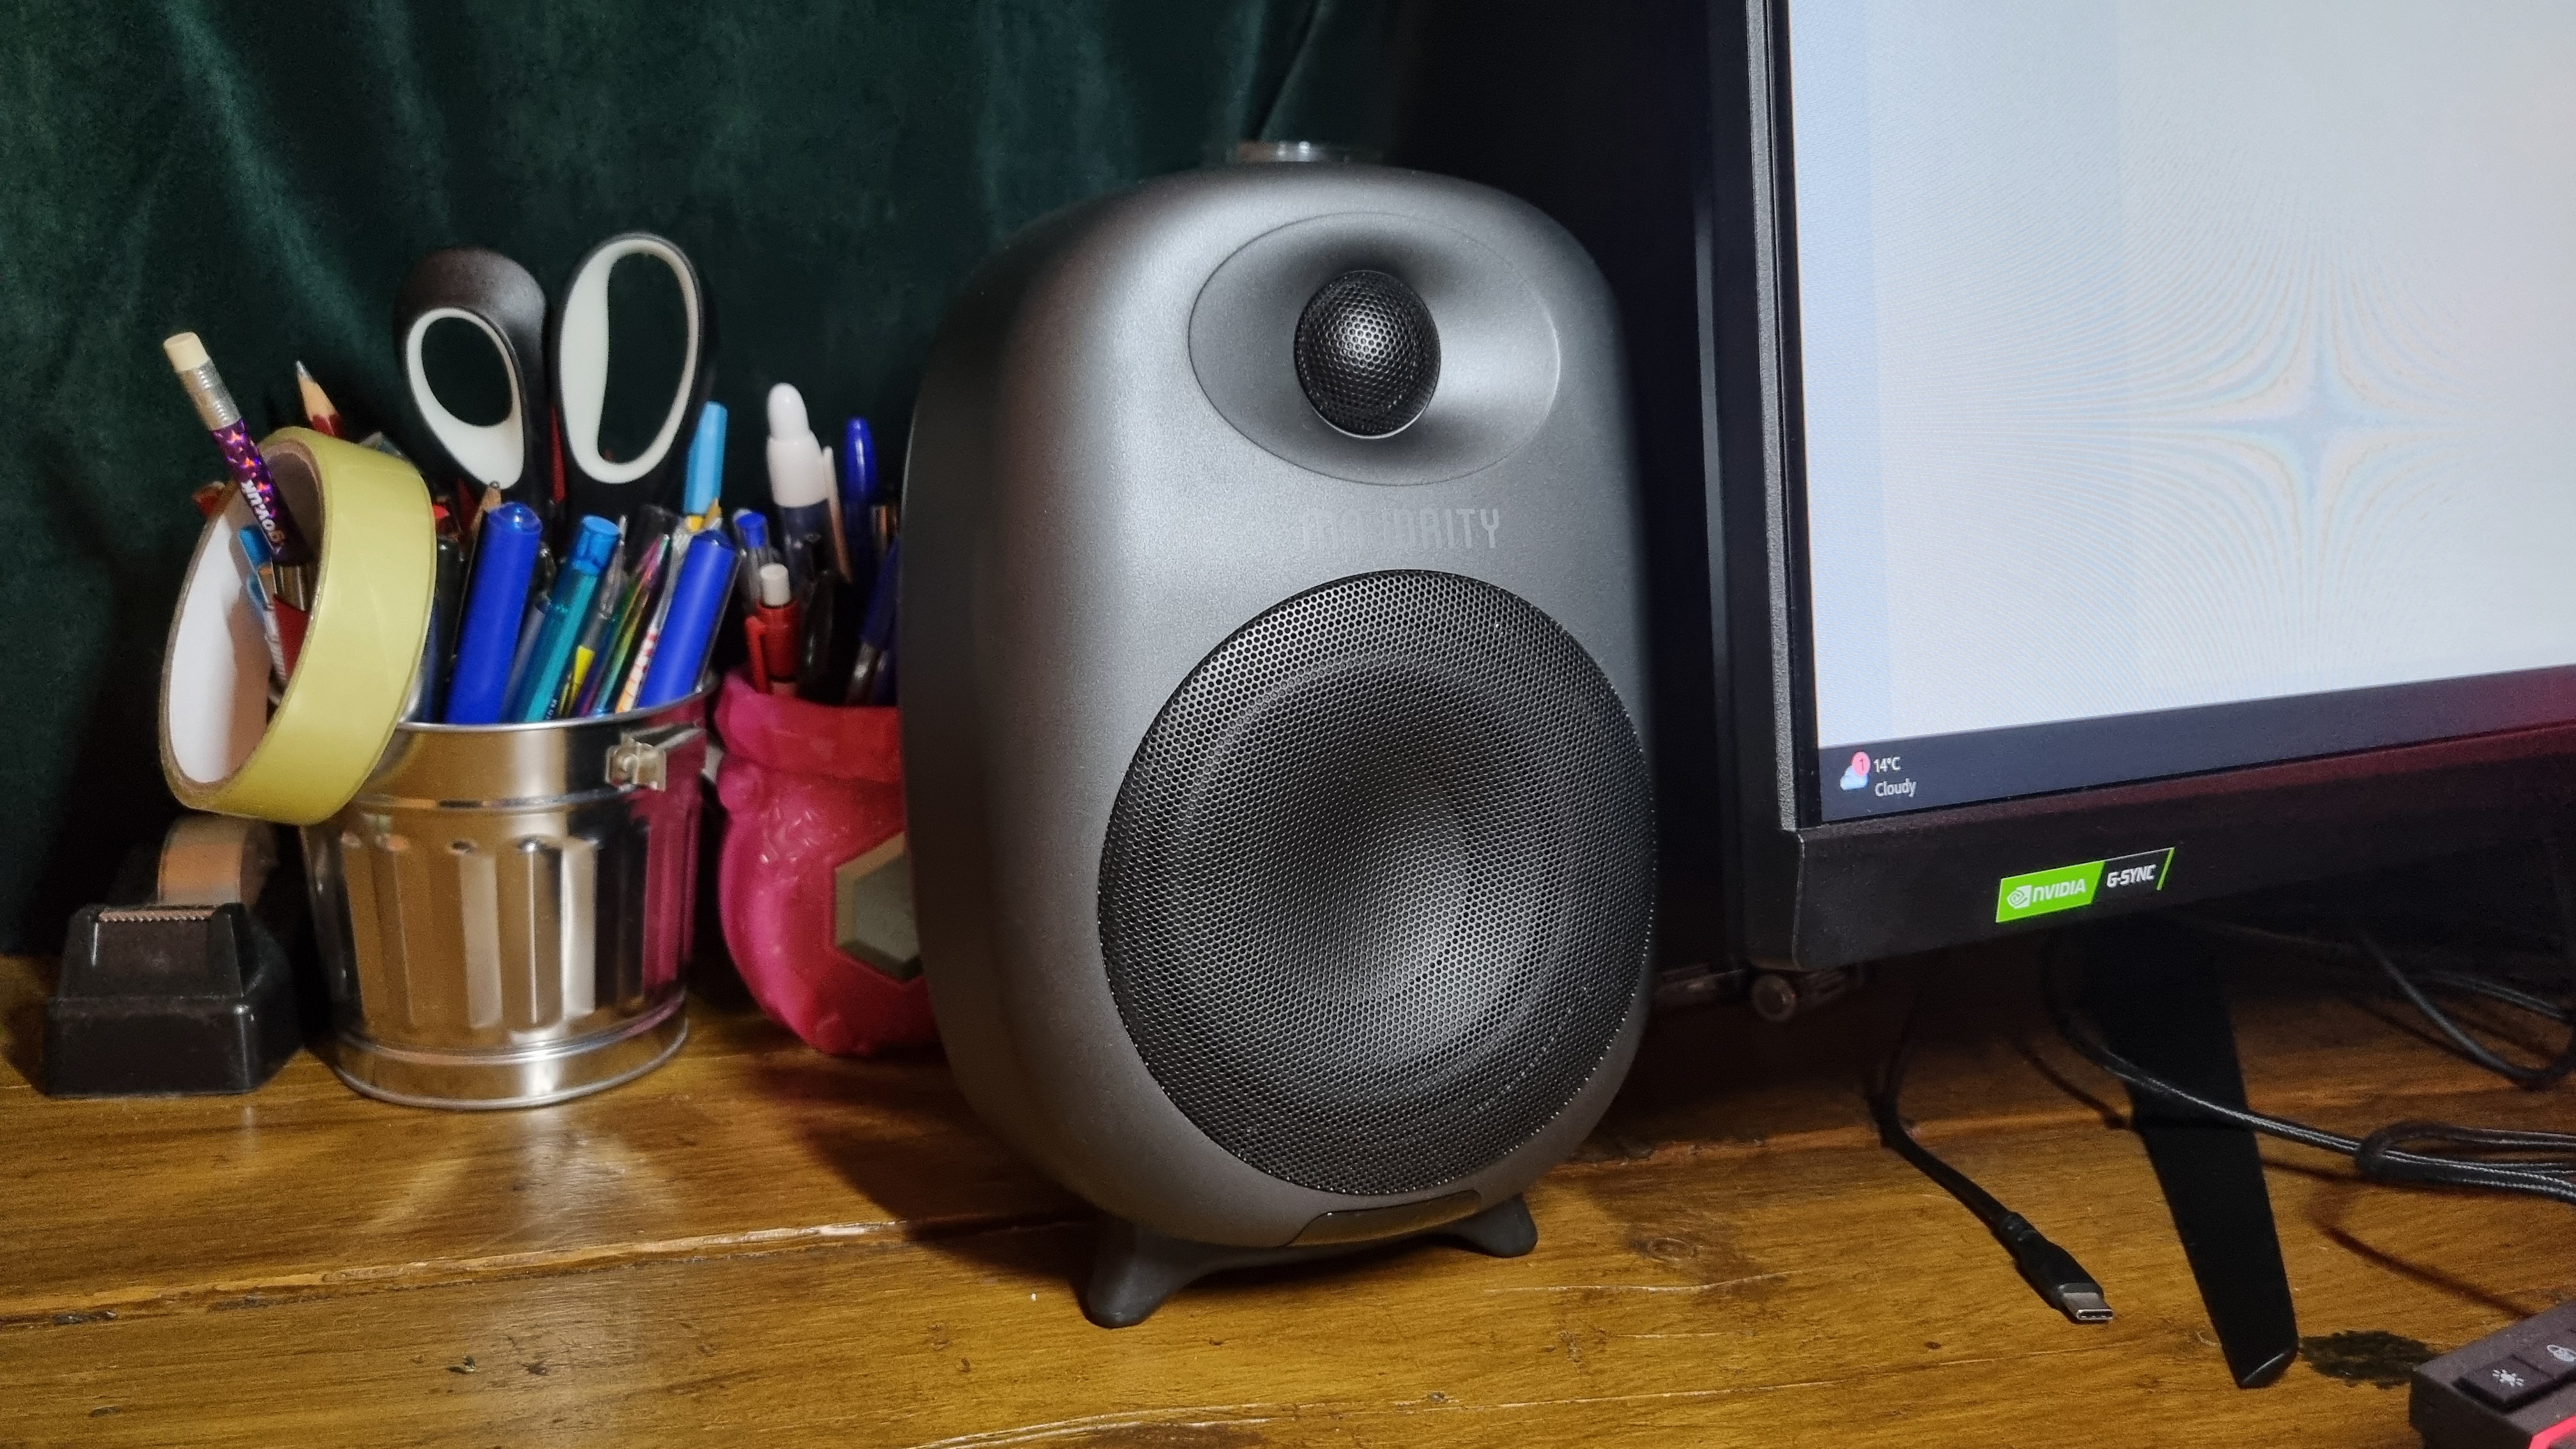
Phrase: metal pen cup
[{"left": 300, "top": 689, "right": 710, "bottom": 1109}]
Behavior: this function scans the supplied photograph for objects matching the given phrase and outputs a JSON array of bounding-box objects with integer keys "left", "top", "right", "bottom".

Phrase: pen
[
  {"left": 584, "top": 530, "right": 669, "bottom": 715},
  {"left": 635, "top": 530, "right": 738, "bottom": 709},
  {"left": 628, "top": 503, "right": 684, "bottom": 560},
  {"left": 509, "top": 516, "right": 620, "bottom": 722},
  {"left": 818, "top": 440, "right": 854, "bottom": 583},
  {"left": 235, "top": 526, "right": 308, "bottom": 673},
  {"left": 613, "top": 526, "right": 690, "bottom": 714},
  {"left": 442, "top": 503, "right": 544, "bottom": 724},
  {"left": 839, "top": 417, "right": 877, "bottom": 590},
  {"left": 234, "top": 520, "right": 279, "bottom": 602},
  {"left": 502, "top": 545, "right": 555, "bottom": 712},
  {"left": 794, "top": 570, "right": 844, "bottom": 703},
  {"left": 746, "top": 562, "right": 801, "bottom": 694},
  {"left": 164, "top": 333, "right": 310, "bottom": 565},
  {"left": 765, "top": 384, "right": 835, "bottom": 592},
  {"left": 235, "top": 528, "right": 290, "bottom": 686},
  {"left": 556, "top": 518, "right": 629, "bottom": 716},
  {"left": 403, "top": 528, "right": 467, "bottom": 722},
  {"left": 843, "top": 536, "right": 900, "bottom": 705},
  {"left": 728, "top": 507, "right": 767, "bottom": 615}
]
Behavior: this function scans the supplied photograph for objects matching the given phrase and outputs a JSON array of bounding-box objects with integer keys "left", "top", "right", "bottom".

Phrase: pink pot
[{"left": 714, "top": 670, "right": 935, "bottom": 1055}]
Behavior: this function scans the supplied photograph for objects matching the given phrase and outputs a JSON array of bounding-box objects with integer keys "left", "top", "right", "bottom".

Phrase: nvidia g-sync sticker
[{"left": 1995, "top": 848, "right": 2174, "bottom": 923}]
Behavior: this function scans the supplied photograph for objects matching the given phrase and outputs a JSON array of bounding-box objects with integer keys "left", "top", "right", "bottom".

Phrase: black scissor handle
[
  {"left": 394, "top": 247, "right": 552, "bottom": 517},
  {"left": 547, "top": 231, "right": 716, "bottom": 524}
]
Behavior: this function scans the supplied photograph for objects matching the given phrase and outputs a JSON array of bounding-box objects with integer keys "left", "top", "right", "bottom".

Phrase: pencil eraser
[{"left": 163, "top": 332, "right": 210, "bottom": 371}]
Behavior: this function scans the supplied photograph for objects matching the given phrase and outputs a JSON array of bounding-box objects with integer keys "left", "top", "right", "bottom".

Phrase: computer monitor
[{"left": 1395, "top": 0, "right": 2576, "bottom": 972}]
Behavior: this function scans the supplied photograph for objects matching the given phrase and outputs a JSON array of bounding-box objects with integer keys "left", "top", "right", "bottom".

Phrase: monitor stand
[{"left": 2078, "top": 916, "right": 2300, "bottom": 1388}]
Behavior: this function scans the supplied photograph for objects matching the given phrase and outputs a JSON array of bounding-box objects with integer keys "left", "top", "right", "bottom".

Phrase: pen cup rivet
[{"left": 607, "top": 738, "right": 669, "bottom": 792}]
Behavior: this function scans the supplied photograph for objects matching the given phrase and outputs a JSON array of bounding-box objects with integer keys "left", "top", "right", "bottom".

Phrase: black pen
[{"left": 404, "top": 530, "right": 467, "bottom": 722}]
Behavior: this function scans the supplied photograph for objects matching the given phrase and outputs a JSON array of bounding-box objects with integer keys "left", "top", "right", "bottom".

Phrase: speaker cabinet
[{"left": 901, "top": 161, "right": 1655, "bottom": 1325}]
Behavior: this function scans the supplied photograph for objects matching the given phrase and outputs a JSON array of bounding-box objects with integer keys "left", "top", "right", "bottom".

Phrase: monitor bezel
[{"left": 1702, "top": 0, "right": 2576, "bottom": 969}]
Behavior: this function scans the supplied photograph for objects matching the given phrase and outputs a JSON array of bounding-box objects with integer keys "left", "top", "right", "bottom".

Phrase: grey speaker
[{"left": 900, "top": 160, "right": 1656, "bottom": 1326}]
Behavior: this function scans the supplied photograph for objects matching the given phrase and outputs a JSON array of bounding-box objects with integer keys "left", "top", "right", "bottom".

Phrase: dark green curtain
[{"left": 0, "top": 0, "right": 1392, "bottom": 951}]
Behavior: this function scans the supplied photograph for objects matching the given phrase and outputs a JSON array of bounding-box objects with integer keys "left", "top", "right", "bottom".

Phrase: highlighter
[
  {"left": 509, "top": 515, "right": 621, "bottom": 722},
  {"left": 683, "top": 399, "right": 728, "bottom": 522},
  {"left": 442, "top": 503, "right": 544, "bottom": 724}
]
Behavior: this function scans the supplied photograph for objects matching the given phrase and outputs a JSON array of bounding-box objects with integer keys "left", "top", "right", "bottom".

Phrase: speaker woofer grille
[{"left": 1098, "top": 571, "right": 1654, "bottom": 1196}]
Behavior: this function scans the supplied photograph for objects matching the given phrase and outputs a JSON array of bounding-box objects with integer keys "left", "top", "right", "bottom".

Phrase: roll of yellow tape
[{"left": 160, "top": 429, "right": 437, "bottom": 824}]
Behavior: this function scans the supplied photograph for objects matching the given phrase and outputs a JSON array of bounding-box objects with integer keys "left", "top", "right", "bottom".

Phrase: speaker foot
[
  {"left": 1440, "top": 1192, "right": 1538, "bottom": 1257},
  {"left": 1079, "top": 1193, "right": 1538, "bottom": 1328}
]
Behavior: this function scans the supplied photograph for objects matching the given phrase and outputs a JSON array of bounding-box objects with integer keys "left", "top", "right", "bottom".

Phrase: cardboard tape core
[
  {"left": 160, "top": 429, "right": 436, "bottom": 824},
  {"left": 158, "top": 813, "right": 279, "bottom": 906}
]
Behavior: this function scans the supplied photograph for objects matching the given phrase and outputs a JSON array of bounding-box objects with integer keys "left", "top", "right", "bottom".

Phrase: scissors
[{"left": 394, "top": 232, "right": 715, "bottom": 525}]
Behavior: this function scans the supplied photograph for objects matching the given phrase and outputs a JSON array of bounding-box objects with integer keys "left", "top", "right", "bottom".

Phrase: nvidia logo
[{"left": 1994, "top": 848, "right": 2175, "bottom": 923}]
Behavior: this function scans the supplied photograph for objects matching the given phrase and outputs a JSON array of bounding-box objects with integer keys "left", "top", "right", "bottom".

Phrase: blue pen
[
  {"left": 838, "top": 418, "right": 876, "bottom": 588},
  {"left": 732, "top": 508, "right": 772, "bottom": 614},
  {"left": 683, "top": 400, "right": 728, "bottom": 521},
  {"left": 841, "top": 537, "right": 900, "bottom": 705},
  {"left": 636, "top": 530, "right": 739, "bottom": 709},
  {"left": 509, "top": 516, "right": 621, "bottom": 722},
  {"left": 443, "top": 504, "right": 544, "bottom": 723}
]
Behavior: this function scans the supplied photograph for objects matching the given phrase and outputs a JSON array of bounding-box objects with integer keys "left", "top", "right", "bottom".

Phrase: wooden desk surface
[{"left": 0, "top": 940, "right": 2566, "bottom": 1446}]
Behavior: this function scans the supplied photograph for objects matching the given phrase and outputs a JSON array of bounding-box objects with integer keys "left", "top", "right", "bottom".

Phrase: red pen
[{"left": 747, "top": 562, "right": 801, "bottom": 695}]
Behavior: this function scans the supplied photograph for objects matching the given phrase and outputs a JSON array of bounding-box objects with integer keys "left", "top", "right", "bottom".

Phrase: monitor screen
[{"left": 1786, "top": 0, "right": 2576, "bottom": 822}]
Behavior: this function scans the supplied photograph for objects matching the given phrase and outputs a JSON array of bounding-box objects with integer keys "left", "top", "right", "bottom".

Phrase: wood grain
[{"left": 0, "top": 939, "right": 2567, "bottom": 1446}]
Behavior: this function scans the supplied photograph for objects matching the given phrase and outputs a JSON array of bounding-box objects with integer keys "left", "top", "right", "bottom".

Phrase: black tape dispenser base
[{"left": 42, "top": 815, "right": 305, "bottom": 1096}]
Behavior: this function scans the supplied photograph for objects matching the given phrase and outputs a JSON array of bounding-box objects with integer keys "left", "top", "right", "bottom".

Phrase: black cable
[
  {"left": 2181, "top": 838, "right": 2576, "bottom": 1082},
  {"left": 2042, "top": 956, "right": 2576, "bottom": 1211},
  {"left": 1870, "top": 838, "right": 2576, "bottom": 1326},
  {"left": 1869, "top": 990, "right": 2112, "bottom": 1324},
  {"left": 2183, "top": 919, "right": 2569, "bottom": 1015},
  {"left": 2357, "top": 923, "right": 2576, "bottom": 1087}
]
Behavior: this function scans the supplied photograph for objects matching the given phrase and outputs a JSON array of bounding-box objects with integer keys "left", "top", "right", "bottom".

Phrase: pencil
[{"left": 293, "top": 362, "right": 346, "bottom": 438}]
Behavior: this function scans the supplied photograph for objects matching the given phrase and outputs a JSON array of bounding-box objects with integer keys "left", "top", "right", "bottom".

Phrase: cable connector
[
  {"left": 1873, "top": 993, "right": 2119, "bottom": 1326},
  {"left": 1995, "top": 1213, "right": 2113, "bottom": 1323}
]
